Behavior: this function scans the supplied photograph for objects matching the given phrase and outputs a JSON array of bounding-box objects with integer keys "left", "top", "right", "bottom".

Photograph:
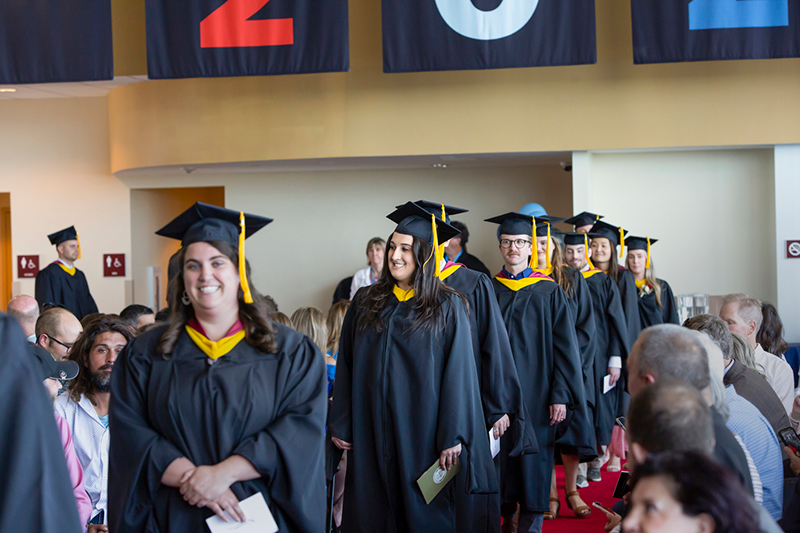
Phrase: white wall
[
  {"left": 0, "top": 97, "right": 131, "bottom": 313},
  {"left": 574, "top": 149, "right": 777, "bottom": 305},
  {"left": 774, "top": 145, "right": 800, "bottom": 343},
  {"left": 121, "top": 164, "right": 572, "bottom": 314}
]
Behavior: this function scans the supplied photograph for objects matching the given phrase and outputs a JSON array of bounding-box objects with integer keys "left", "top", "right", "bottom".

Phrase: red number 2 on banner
[{"left": 200, "top": 0, "right": 293, "bottom": 48}]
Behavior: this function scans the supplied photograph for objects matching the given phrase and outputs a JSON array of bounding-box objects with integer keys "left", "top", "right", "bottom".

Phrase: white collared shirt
[
  {"left": 54, "top": 392, "right": 109, "bottom": 525},
  {"left": 754, "top": 344, "right": 794, "bottom": 417}
]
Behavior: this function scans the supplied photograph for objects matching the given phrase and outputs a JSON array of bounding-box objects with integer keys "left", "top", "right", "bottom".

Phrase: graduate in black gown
[
  {"left": 563, "top": 232, "right": 631, "bottom": 474},
  {"left": 484, "top": 212, "right": 594, "bottom": 533},
  {"left": 624, "top": 236, "right": 679, "bottom": 328},
  {"left": 533, "top": 225, "right": 597, "bottom": 520},
  {"left": 563, "top": 211, "right": 604, "bottom": 235},
  {"left": 415, "top": 200, "right": 537, "bottom": 533},
  {"left": 108, "top": 203, "right": 327, "bottom": 533},
  {"left": 35, "top": 226, "right": 98, "bottom": 320},
  {"left": 329, "top": 202, "right": 497, "bottom": 533},
  {"left": 0, "top": 314, "right": 83, "bottom": 533}
]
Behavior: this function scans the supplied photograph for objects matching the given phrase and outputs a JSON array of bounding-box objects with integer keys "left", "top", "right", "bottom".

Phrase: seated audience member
[
  {"left": 290, "top": 306, "right": 327, "bottom": 354},
  {"left": 36, "top": 307, "right": 83, "bottom": 361},
  {"left": 1, "top": 314, "right": 84, "bottom": 533},
  {"left": 627, "top": 324, "right": 754, "bottom": 495},
  {"left": 55, "top": 315, "right": 134, "bottom": 531},
  {"left": 7, "top": 294, "right": 40, "bottom": 343},
  {"left": 119, "top": 304, "right": 155, "bottom": 329},
  {"left": 154, "top": 307, "right": 170, "bottom": 323},
  {"left": 684, "top": 314, "right": 793, "bottom": 441},
  {"left": 624, "top": 452, "right": 762, "bottom": 533},
  {"left": 270, "top": 311, "right": 295, "bottom": 329},
  {"left": 730, "top": 332, "right": 766, "bottom": 375},
  {"left": 80, "top": 313, "right": 105, "bottom": 329},
  {"left": 720, "top": 294, "right": 794, "bottom": 415},
  {"left": 757, "top": 302, "right": 789, "bottom": 357},
  {"left": 29, "top": 344, "right": 92, "bottom": 527},
  {"left": 445, "top": 221, "right": 490, "bottom": 276},
  {"left": 349, "top": 237, "right": 384, "bottom": 299}
]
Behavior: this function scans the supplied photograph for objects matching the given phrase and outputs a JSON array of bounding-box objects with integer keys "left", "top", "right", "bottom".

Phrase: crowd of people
[{"left": 3, "top": 199, "right": 800, "bottom": 533}]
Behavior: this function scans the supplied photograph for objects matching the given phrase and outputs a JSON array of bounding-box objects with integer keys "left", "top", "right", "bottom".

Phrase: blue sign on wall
[{"left": 632, "top": 0, "right": 800, "bottom": 64}]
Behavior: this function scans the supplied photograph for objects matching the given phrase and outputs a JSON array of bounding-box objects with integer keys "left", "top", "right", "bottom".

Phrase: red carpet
[{"left": 543, "top": 465, "right": 623, "bottom": 533}]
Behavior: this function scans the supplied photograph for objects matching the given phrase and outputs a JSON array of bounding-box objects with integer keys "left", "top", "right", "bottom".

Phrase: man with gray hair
[
  {"left": 7, "top": 294, "right": 39, "bottom": 343},
  {"left": 720, "top": 293, "right": 794, "bottom": 415},
  {"left": 685, "top": 314, "right": 792, "bottom": 439}
]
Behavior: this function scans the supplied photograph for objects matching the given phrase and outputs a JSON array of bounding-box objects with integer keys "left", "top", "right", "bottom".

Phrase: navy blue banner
[
  {"left": 146, "top": 0, "right": 349, "bottom": 79},
  {"left": 632, "top": 0, "right": 800, "bottom": 64},
  {"left": 382, "top": 0, "right": 596, "bottom": 73},
  {"left": 0, "top": 0, "right": 113, "bottom": 84}
]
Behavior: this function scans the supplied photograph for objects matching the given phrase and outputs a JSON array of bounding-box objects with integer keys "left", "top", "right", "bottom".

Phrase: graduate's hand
[
  {"left": 607, "top": 367, "right": 621, "bottom": 386},
  {"left": 179, "top": 464, "right": 231, "bottom": 506},
  {"left": 332, "top": 437, "right": 353, "bottom": 450},
  {"left": 206, "top": 489, "right": 246, "bottom": 523},
  {"left": 493, "top": 414, "right": 510, "bottom": 439},
  {"left": 440, "top": 443, "right": 462, "bottom": 471},
  {"left": 549, "top": 404, "right": 567, "bottom": 425},
  {"left": 604, "top": 512, "right": 622, "bottom": 532},
  {"left": 87, "top": 525, "right": 108, "bottom": 533}
]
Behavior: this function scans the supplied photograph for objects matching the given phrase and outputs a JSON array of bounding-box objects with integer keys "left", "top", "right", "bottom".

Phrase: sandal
[
  {"left": 565, "top": 491, "right": 592, "bottom": 518},
  {"left": 543, "top": 497, "right": 561, "bottom": 520}
]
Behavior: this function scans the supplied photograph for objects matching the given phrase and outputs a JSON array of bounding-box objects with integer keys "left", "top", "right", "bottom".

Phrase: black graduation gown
[
  {"left": 492, "top": 274, "right": 594, "bottom": 513},
  {"left": 0, "top": 315, "right": 83, "bottom": 533},
  {"left": 637, "top": 278, "right": 679, "bottom": 328},
  {"left": 583, "top": 270, "right": 630, "bottom": 446},
  {"left": 329, "top": 289, "right": 497, "bottom": 533},
  {"left": 458, "top": 252, "right": 491, "bottom": 277},
  {"left": 441, "top": 264, "right": 538, "bottom": 533},
  {"left": 108, "top": 323, "right": 328, "bottom": 533},
  {"left": 616, "top": 267, "right": 642, "bottom": 348},
  {"left": 35, "top": 262, "right": 98, "bottom": 319}
]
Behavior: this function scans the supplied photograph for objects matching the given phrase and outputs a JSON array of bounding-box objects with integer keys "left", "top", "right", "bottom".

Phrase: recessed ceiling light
[
  {"left": 432, "top": 163, "right": 447, "bottom": 168},
  {"left": 0, "top": 88, "right": 16, "bottom": 93}
]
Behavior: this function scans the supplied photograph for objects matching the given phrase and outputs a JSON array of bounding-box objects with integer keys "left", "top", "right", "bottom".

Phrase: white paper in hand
[
  {"left": 205, "top": 492, "right": 278, "bottom": 533},
  {"left": 603, "top": 374, "right": 617, "bottom": 395},
  {"left": 489, "top": 429, "right": 501, "bottom": 458}
]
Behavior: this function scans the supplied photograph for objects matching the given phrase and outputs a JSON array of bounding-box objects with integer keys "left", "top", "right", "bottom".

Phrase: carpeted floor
[{"left": 542, "top": 465, "right": 624, "bottom": 533}]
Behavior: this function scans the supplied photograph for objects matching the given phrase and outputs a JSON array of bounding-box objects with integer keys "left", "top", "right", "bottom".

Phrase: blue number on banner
[
  {"left": 689, "top": 0, "right": 789, "bottom": 30},
  {"left": 435, "top": 0, "right": 540, "bottom": 40}
]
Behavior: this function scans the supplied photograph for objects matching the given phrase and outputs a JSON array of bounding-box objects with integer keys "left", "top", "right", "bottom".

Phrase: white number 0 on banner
[{"left": 435, "top": 0, "right": 539, "bottom": 40}]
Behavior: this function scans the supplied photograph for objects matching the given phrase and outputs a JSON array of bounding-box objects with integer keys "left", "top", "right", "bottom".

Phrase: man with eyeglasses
[{"left": 36, "top": 307, "right": 83, "bottom": 361}]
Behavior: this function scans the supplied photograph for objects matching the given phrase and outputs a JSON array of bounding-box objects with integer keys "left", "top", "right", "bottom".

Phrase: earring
[{"left": 181, "top": 291, "right": 190, "bottom": 306}]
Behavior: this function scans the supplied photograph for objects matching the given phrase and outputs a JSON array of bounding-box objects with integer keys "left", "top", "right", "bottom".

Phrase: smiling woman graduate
[
  {"left": 329, "top": 201, "right": 497, "bottom": 533},
  {"left": 107, "top": 202, "right": 327, "bottom": 533}
]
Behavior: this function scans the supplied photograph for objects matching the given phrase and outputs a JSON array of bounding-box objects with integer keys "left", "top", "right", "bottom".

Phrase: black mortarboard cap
[
  {"left": 28, "top": 344, "right": 79, "bottom": 381},
  {"left": 47, "top": 226, "right": 78, "bottom": 246},
  {"left": 626, "top": 236, "right": 658, "bottom": 251},
  {"left": 484, "top": 212, "right": 562, "bottom": 238},
  {"left": 564, "top": 212, "right": 604, "bottom": 228},
  {"left": 388, "top": 202, "right": 461, "bottom": 244},
  {"left": 155, "top": 202, "right": 272, "bottom": 247},
  {"left": 589, "top": 220, "right": 627, "bottom": 248},
  {"left": 406, "top": 200, "right": 468, "bottom": 224},
  {"left": 535, "top": 218, "right": 566, "bottom": 237},
  {"left": 563, "top": 232, "right": 599, "bottom": 246}
]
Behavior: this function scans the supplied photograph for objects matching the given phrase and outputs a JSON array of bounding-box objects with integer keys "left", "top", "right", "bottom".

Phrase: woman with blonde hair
[
  {"left": 325, "top": 300, "right": 350, "bottom": 394},
  {"left": 625, "top": 236, "right": 679, "bottom": 328},
  {"left": 291, "top": 306, "right": 327, "bottom": 352},
  {"left": 730, "top": 332, "right": 767, "bottom": 378}
]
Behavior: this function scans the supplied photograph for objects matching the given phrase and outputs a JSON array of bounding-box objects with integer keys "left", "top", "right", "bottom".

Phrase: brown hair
[
  {"left": 548, "top": 238, "right": 573, "bottom": 297},
  {"left": 757, "top": 302, "right": 789, "bottom": 356},
  {"left": 291, "top": 307, "right": 327, "bottom": 353},
  {"left": 68, "top": 315, "right": 134, "bottom": 406},
  {"left": 326, "top": 300, "right": 351, "bottom": 355},
  {"left": 158, "top": 241, "right": 277, "bottom": 357},
  {"left": 365, "top": 237, "right": 385, "bottom": 265},
  {"left": 270, "top": 312, "right": 295, "bottom": 329}
]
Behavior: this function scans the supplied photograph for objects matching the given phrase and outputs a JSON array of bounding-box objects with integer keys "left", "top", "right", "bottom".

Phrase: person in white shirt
[
  {"left": 349, "top": 237, "right": 385, "bottom": 299},
  {"left": 720, "top": 293, "right": 794, "bottom": 416},
  {"left": 55, "top": 315, "right": 133, "bottom": 533}
]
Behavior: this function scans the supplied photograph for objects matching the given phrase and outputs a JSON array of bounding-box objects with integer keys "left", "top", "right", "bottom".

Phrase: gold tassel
[
  {"left": 76, "top": 232, "right": 81, "bottom": 260},
  {"left": 619, "top": 227, "right": 625, "bottom": 258},
  {"left": 239, "top": 212, "right": 253, "bottom": 304},
  {"left": 432, "top": 214, "right": 444, "bottom": 278},
  {"left": 437, "top": 204, "right": 447, "bottom": 264},
  {"left": 546, "top": 222, "right": 551, "bottom": 270},
  {"left": 646, "top": 236, "right": 651, "bottom": 270},
  {"left": 530, "top": 216, "right": 538, "bottom": 270},
  {"left": 585, "top": 233, "right": 595, "bottom": 270}
]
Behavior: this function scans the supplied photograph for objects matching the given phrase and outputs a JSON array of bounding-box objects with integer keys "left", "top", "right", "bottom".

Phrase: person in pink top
[{"left": 30, "top": 343, "right": 92, "bottom": 528}]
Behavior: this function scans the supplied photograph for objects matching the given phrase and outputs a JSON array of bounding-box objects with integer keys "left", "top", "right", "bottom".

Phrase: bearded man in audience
[{"left": 55, "top": 315, "right": 134, "bottom": 532}]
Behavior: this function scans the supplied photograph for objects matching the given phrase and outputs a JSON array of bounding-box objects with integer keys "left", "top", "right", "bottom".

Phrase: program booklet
[{"left": 416, "top": 456, "right": 462, "bottom": 505}]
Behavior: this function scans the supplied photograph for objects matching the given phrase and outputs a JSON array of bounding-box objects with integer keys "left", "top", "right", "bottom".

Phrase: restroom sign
[
  {"left": 18, "top": 255, "right": 39, "bottom": 278},
  {"left": 103, "top": 254, "right": 125, "bottom": 277},
  {"left": 787, "top": 241, "right": 800, "bottom": 259}
]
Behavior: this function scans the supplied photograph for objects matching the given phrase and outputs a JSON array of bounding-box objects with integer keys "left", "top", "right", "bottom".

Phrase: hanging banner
[
  {"left": 146, "top": 0, "right": 349, "bottom": 79},
  {"left": 632, "top": 0, "right": 800, "bottom": 64},
  {"left": 0, "top": 0, "right": 113, "bottom": 84},
  {"left": 382, "top": 0, "right": 596, "bottom": 73}
]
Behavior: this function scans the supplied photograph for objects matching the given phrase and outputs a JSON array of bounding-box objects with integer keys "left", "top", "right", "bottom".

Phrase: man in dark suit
[
  {"left": 684, "top": 314, "right": 792, "bottom": 438},
  {"left": 446, "top": 221, "right": 490, "bottom": 276}
]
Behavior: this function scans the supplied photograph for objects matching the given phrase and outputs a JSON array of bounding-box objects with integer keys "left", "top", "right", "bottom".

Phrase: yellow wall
[
  {"left": 121, "top": 164, "right": 571, "bottom": 313},
  {"left": 0, "top": 97, "right": 131, "bottom": 313},
  {"left": 108, "top": 0, "right": 800, "bottom": 173}
]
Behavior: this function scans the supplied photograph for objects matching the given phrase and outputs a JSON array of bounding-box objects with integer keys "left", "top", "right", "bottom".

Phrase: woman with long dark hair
[
  {"left": 625, "top": 236, "right": 679, "bottom": 328},
  {"left": 757, "top": 302, "right": 789, "bottom": 357},
  {"left": 108, "top": 203, "right": 327, "bottom": 533},
  {"left": 329, "top": 201, "right": 495, "bottom": 533}
]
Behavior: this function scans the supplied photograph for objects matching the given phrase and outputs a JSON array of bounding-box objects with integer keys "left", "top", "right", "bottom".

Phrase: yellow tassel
[
  {"left": 440, "top": 203, "right": 446, "bottom": 222},
  {"left": 646, "top": 236, "right": 651, "bottom": 270},
  {"left": 619, "top": 227, "right": 625, "bottom": 258},
  {"left": 437, "top": 204, "right": 447, "bottom": 263},
  {"left": 546, "top": 222, "right": 551, "bottom": 270},
  {"left": 76, "top": 232, "right": 81, "bottom": 260},
  {"left": 584, "top": 233, "right": 595, "bottom": 270},
  {"left": 530, "top": 216, "right": 538, "bottom": 270},
  {"left": 432, "top": 214, "right": 444, "bottom": 278},
  {"left": 239, "top": 212, "right": 253, "bottom": 304}
]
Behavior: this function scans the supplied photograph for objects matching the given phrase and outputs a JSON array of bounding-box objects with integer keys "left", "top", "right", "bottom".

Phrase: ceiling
[{"left": 0, "top": 76, "right": 147, "bottom": 100}]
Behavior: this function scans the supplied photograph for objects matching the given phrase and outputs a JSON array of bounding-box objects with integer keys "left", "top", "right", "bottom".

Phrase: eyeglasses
[
  {"left": 40, "top": 334, "right": 73, "bottom": 353},
  {"left": 500, "top": 239, "right": 532, "bottom": 249}
]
